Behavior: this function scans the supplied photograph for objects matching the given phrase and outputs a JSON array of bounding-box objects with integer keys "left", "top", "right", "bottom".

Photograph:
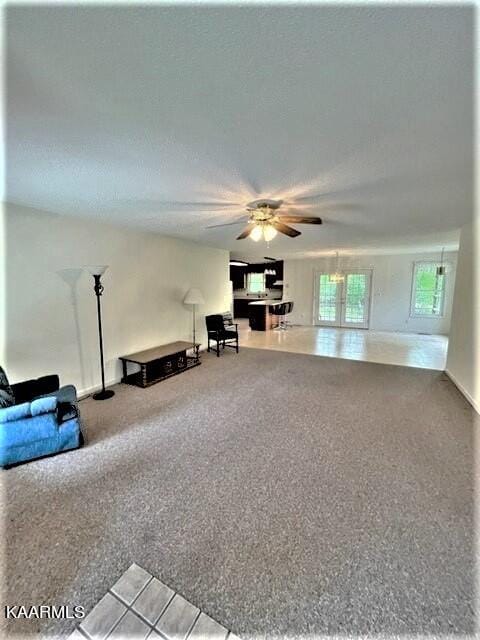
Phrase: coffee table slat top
[{"left": 119, "top": 341, "right": 197, "bottom": 364}]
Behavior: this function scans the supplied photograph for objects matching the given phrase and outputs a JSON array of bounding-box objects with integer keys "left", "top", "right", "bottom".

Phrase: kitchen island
[{"left": 248, "top": 300, "right": 292, "bottom": 331}]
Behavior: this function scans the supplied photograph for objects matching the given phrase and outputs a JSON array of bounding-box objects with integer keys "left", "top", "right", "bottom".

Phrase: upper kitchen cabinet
[{"left": 230, "top": 265, "right": 247, "bottom": 290}]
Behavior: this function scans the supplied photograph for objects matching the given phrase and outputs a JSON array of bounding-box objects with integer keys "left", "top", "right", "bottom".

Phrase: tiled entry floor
[
  {"left": 238, "top": 321, "right": 448, "bottom": 370},
  {"left": 69, "top": 564, "right": 239, "bottom": 640}
]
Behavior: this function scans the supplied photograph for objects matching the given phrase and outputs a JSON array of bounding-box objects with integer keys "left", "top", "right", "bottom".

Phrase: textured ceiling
[{"left": 6, "top": 5, "right": 473, "bottom": 259}]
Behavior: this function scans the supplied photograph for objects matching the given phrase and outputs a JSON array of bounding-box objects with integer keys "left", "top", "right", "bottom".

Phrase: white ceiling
[{"left": 7, "top": 5, "right": 472, "bottom": 260}]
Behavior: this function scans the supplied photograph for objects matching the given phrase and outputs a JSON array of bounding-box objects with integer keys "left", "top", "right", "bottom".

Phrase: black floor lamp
[{"left": 88, "top": 265, "right": 115, "bottom": 401}]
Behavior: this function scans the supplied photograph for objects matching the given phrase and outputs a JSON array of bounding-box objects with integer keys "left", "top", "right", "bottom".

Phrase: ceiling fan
[{"left": 206, "top": 199, "right": 322, "bottom": 241}]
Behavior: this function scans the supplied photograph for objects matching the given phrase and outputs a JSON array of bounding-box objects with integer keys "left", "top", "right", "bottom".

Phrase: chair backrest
[
  {"left": 205, "top": 314, "right": 225, "bottom": 333},
  {"left": 222, "top": 311, "right": 234, "bottom": 327},
  {"left": 270, "top": 303, "right": 287, "bottom": 316}
]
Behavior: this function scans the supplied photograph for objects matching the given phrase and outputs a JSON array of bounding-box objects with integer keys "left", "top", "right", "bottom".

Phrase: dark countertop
[{"left": 248, "top": 300, "right": 292, "bottom": 307}]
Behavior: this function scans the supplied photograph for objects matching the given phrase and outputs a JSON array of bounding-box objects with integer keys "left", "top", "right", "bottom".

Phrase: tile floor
[
  {"left": 237, "top": 320, "right": 448, "bottom": 370},
  {"left": 71, "top": 564, "right": 239, "bottom": 640}
]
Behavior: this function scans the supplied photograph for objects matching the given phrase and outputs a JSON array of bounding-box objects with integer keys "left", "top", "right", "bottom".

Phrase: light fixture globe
[
  {"left": 250, "top": 225, "right": 263, "bottom": 242},
  {"left": 263, "top": 225, "right": 277, "bottom": 242}
]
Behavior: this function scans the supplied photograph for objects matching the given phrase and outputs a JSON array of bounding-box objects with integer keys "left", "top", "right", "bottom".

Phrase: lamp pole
[
  {"left": 192, "top": 304, "right": 196, "bottom": 350},
  {"left": 183, "top": 288, "right": 205, "bottom": 362},
  {"left": 90, "top": 269, "right": 114, "bottom": 401}
]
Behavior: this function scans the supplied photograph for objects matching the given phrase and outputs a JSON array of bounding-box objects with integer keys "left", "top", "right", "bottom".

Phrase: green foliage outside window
[
  {"left": 248, "top": 273, "right": 266, "bottom": 293},
  {"left": 412, "top": 263, "right": 445, "bottom": 317}
]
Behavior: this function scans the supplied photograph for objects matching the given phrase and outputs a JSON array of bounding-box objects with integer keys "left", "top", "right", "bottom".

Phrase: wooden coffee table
[{"left": 119, "top": 341, "right": 200, "bottom": 388}]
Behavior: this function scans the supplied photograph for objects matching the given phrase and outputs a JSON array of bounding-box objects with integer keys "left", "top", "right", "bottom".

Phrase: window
[
  {"left": 411, "top": 262, "right": 446, "bottom": 317},
  {"left": 247, "top": 272, "right": 266, "bottom": 293}
]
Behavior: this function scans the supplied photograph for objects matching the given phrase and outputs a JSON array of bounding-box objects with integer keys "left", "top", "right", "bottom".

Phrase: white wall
[
  {"left": 0, "top": 204, "right": 5, "bottom": 368},
  {"left": 4, "top": 203, "right": 229, "bottom": 395},
  {"left": 284, "top": 251, "right": 457, "bottom": 334},
  {"left": 446, "top": 221, "right": 478, "bottom": 410}
]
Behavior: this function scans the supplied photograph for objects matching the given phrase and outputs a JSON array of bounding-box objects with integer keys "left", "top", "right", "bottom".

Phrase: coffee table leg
[
  {"left": 121, "top": 360, "right": 127, "bottom": 383},
  {"left": 141, "top": 364, "right": 148, "bottom": 387}
]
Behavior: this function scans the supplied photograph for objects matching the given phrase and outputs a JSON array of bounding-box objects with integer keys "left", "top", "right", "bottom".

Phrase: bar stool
[
  {"left": 272, "top": 302, "right": 288, "bottom": 330},
  {"left": 283, "top": 301, "right": 294, "bottom": 329}
]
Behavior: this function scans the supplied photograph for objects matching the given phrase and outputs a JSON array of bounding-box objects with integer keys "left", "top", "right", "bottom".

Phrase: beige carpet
[{"left": 3, "top": 349, "right": 474, "bottom": 638}]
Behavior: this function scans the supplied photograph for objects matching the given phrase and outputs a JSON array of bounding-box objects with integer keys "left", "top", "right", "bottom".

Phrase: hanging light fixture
[
  {"left": 329, "top": 251, "right": 345, "bottom": 283},
  {"left": 250, "top": 225, "right": 263, "bottom": 242},
  {"left": 436, "top": 247, "right": 446, "bottom": 276},
  {"left": 249, "top": 222, "right": 278, "bottom": 242},
  {"left": 263, "top": 224, "right": 278, "bottom": 242}
]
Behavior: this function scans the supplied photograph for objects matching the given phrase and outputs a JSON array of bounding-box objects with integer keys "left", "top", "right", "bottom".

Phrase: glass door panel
[
  {"left": 341, "top": 272, "right": 371, "bottom": 328},
  {"left": 315, "top": 270, "right": 372, "bottom": 329},
  {"left": 317, "top": 274, "right": 341, "bottom": 325}
]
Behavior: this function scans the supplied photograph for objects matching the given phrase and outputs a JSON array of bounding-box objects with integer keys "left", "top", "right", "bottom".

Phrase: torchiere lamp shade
[
  {"left": 87, "top": 265, "right": 109, "bottom": 277},
  {"left": 184, "top": 288, "right": 205, "bottom": 305}
]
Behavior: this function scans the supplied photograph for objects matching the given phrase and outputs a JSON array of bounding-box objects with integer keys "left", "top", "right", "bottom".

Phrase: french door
[{"left": 314, "top": 269, "right": 372, "bottom": 329}]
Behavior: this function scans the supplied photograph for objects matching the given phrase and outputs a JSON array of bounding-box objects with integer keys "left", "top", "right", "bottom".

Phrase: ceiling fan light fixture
[
  {"left": 263, "top": 224, "right": 277, "bottom": 242},
  {"left": 250, "top": 225, "right": 263, "bottom": 242}
]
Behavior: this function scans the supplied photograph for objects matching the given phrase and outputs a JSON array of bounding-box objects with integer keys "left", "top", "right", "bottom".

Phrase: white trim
[
  {"left": 445, "top": 368, "right": 479, "bottom": 415},
  {"left": 77, "top": 377, "right": 121, "bottom": 400}
]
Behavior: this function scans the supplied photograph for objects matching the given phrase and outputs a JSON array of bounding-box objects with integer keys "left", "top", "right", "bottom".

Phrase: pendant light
[
  {"left": 329, "top": 251, "right": 345, "bottom": 283},
  {"left": 436, "top": 247, "right": 446, "bottom": 276}
]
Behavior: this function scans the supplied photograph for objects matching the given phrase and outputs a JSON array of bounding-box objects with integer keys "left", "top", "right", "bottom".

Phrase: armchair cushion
[
  {"left": 0, "top": 367, "right": 14, "bottom": 408},
  {"left": 0, "top": 396, "right": 57, "bottom": 424},
  {"left": 31, "top": 396, "right": 58, "bottom": 417},
  {"left": 0, "top": 402, "right": 31, "bottom": 423},
  {"left": 11, "top": 374, "right": 59, "bottom": 405}
]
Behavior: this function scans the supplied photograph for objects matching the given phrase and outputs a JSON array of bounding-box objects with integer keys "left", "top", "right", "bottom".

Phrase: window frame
[
  {"left": 247, "top": 272, "right": 266, "bottom": 294},
  {"left": 410, "top": 261, "right": 448, "bottom": 319}
]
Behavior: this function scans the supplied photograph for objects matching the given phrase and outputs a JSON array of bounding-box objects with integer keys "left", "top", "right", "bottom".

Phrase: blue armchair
[{"left": 0, "top": 374, "right": 83, "bottom": 468}]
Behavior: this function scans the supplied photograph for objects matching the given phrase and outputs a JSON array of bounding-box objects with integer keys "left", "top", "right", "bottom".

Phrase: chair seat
[{"left": 208, "top": 329, "right": 238, "bottom": 340}]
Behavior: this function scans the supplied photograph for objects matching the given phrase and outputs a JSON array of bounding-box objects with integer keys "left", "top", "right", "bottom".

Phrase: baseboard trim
[
  {"left": 444, "top": 368, "right": 479, "bottom": 414},
  {"left": 78, "top": 377, "right": 121, "bottom": 400}
]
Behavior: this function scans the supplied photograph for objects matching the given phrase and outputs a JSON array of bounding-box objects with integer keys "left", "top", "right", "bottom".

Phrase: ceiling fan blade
[
  {"left": 117, "top": 200, "right": 242, "bottom": 214},
  {"left": 206, "top": 217, "right": 249, "bottom": 229},
  {"left": 277, "top": 215, "right": 322, "bottom": 224},
  {"left": 271, "top": 221, "right": 301, "bottom": 238},
  {"left": 236, "top": 226, "right": 253, "bottom": 240}
]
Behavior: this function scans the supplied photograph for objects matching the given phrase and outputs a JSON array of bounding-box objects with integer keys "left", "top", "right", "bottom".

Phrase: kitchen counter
[
  {"left": 248, "top": 300, "right": 293, "bottom": 331},
  {"left": 233, "top": 296, "right": 279, "bottom": 318},
  {"left": 248, "top": 300, "right": 288, "bottom": 306}
]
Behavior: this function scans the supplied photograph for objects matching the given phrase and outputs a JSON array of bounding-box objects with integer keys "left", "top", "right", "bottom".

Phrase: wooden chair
[{"left": 205, "top": 314, "right": 239, "bottom": 357}]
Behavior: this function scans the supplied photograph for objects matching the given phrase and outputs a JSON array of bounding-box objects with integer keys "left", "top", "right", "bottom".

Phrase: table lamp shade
[{"left": 184, "top": 288, "right": 205, "bottom": 305}]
